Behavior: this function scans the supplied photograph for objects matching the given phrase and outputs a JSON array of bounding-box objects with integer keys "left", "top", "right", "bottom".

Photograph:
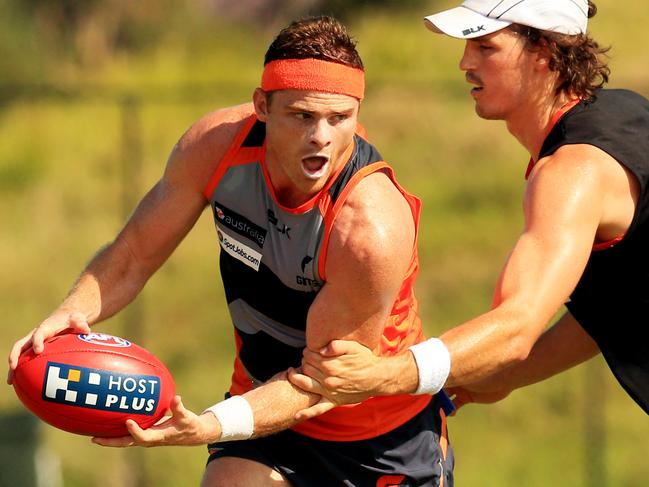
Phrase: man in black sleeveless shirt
[{"left": 290, "top": 0, "right": 649, "bottom": 419}]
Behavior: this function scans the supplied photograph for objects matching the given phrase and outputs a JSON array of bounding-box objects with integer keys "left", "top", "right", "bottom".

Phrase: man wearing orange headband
[{"left": 8, "top": 16, "right": 454, "bottom": 486}]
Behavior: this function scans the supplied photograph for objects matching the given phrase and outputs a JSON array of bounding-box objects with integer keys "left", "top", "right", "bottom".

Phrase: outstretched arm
[
  {"left": 7, "top": 106, "right": 249, "bottom": 382},
  {"left": 290, "top": 311, "right": 600, "bottom": 417},
  {"left": 8, "top": 160, "right": 206, "bottom": 379},
  {"left": 291, "top": 144, "right": 625, "bottom": 410},
  {"left": 93, "top": 170, "right": 417, "bottom": 447}
]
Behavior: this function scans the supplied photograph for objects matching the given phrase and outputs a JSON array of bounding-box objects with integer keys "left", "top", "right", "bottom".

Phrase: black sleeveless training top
[{"left": 539, "top": 89, "right": 649, "bottom": 414}]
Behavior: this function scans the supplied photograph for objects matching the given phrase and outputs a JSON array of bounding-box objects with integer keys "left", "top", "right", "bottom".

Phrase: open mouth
[
  {"left": 301, "top": 156, "right": 329, "bottom": 179},
  {"left": 466, "top": 73, "right": 483, "bottom": 96}
]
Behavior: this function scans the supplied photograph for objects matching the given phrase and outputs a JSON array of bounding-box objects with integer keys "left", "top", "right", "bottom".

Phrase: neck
[
  {"left": 506, "top": 91, "right": 574, "bottom": 160},
  {"left": 264, "top": 156, "right": 310, "bottom": 208}
]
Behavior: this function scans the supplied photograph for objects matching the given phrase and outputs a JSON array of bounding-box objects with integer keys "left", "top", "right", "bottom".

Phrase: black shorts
[{"left": 206, "top": 394, "right": 454, "bottom": 487}]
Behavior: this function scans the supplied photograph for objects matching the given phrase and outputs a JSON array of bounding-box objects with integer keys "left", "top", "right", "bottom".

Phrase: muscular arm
[
  {"left": 439, "top": 154, "right": 599, "bottom": 385},
  {"left": 436, "top": 144, "right": 633, "bottom": 386}
]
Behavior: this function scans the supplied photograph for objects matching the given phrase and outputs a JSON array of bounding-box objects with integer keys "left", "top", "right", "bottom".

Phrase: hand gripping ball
[{"left": 12, "top": 333, "right": 175, "bottom": 437}]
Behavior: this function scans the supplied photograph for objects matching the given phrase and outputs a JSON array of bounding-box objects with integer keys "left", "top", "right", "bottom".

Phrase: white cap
[{"left": 424, "top": 0, "right": 589, "bottom": 39}]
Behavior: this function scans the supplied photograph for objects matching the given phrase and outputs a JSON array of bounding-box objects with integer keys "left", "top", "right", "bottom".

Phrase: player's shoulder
[
  {"left": 526, "top": 143, "right": 627, "bottom": 215},
  {"left": 175, "top": 103, "right": 254, "bottom": 160},
  {"left": 534, "top": 143, "right": 622, "bottom": 186},
  {"left": 343, "top": 170, "right": 408, "bottom": 213},
  {"left": 165, "top": 103, "right": 254, "bottom": 188}
]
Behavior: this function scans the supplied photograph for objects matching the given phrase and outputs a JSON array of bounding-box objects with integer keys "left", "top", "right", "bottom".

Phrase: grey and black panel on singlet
[{"left": 208, "top": 119, "right": 385, "bottom": 384}]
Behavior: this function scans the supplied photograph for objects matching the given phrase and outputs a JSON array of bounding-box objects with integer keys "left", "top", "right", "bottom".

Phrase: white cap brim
[{"left": 424, "top": 6, "right": 512, "bottom": 39}]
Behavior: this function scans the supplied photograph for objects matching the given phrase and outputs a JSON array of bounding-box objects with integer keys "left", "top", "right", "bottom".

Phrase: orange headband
[{"left": 261, "top": 58, "right": 365, "bottom": 100}]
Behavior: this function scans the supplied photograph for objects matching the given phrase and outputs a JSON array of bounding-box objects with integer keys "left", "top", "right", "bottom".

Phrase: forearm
[
  {"left": 411, "top": 311, "right": 599, "bottom": 402},
  {"left": 441, "top": 315, "right": 527, "bottom": 387},
  {"left": 58, "top": 238, "right": 153, "bottom": 324},
  {"left": 354, "top": 309, "right": 530, "bottom": 396},
  {"left": 206, "top": 372, "right": 320, "bottom": 442},
  {"left": 368, "top": 307, "right": 542, "bottom": 395},
  {"left": 495, "top": 312, "right": 599, "bottom": 391},
  {"left": 243, "top": 372, "right": 319, "bottom": 438},
  {"left": 95, "top": 373, "right": 323, "bottom": 448},
  {"left": 371, "top": 352, "right": 420, "bottom": 396}
]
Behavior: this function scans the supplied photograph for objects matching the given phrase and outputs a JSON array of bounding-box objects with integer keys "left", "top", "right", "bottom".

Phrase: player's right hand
[
  {"left": 287, "top": 367, "right": 338, "bottom": 421},
  {"left": 7, "top": 309, "right": 91, "bottom": 384}
]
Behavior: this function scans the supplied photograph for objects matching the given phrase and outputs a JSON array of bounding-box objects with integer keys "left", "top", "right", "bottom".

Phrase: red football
[{"left": 12, "top": 332, "right": 175, "bottom": 437}]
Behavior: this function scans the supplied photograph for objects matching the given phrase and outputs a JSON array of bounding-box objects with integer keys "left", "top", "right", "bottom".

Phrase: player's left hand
[
  {"left": 288, "top": 340, "right": 392, "bottom": 421},
  {"left": 91, "top": 395, "right": 220, "bottom": 447},
  {"left": 299, "top": 340, "right": 391, "bottom": 398}
]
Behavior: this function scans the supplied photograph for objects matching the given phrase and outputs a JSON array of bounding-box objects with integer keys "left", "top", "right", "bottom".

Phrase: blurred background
[{"left": 1, "top": 0, "right": 648, "bottom": 485}]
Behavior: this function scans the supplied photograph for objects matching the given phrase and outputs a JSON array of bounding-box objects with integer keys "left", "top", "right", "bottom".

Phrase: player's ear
[
  {"left": 534, "top": 38, "right": 552, "bottom": 70},
  {"left": 253, "top": 88, "right": 270, "bottom": 121}
]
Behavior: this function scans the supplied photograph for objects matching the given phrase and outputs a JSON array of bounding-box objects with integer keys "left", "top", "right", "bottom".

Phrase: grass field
[{"left": 2, "top": 1, "right": 649, "bottom": 485}]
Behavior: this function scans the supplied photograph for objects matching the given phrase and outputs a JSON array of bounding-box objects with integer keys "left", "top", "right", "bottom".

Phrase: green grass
[{"left": 2, "top": 1, "right": 649, "bottom": 485}]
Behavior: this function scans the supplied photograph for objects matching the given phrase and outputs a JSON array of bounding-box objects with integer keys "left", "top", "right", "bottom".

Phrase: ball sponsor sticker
[{"left": 42, "top": 362, "right": 160, "bottom": 415}]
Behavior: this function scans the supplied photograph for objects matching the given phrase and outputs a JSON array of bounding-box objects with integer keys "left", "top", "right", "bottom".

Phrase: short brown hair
[
  {"left": 264, "top": 15, "right": 364, "bottom": 70},
  {"left": 509, "top": 1, "right": 609, "bottom": 99}
]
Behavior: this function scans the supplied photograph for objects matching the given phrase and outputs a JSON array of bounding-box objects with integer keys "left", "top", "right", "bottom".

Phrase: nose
[
  {"left": 309, "top": 118, "right": 332, "bottom": 149},
  {"left": 459, "top": 41, "right": 474, "bottom": 72}
]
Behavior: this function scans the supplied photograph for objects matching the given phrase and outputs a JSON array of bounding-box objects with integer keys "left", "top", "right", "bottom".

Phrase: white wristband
[
  {"left": 203, "top": 395, "right": 254, "bottom": 441},
  {"left": 409, "top": 338, "right": 451, "bottom": 395}
]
